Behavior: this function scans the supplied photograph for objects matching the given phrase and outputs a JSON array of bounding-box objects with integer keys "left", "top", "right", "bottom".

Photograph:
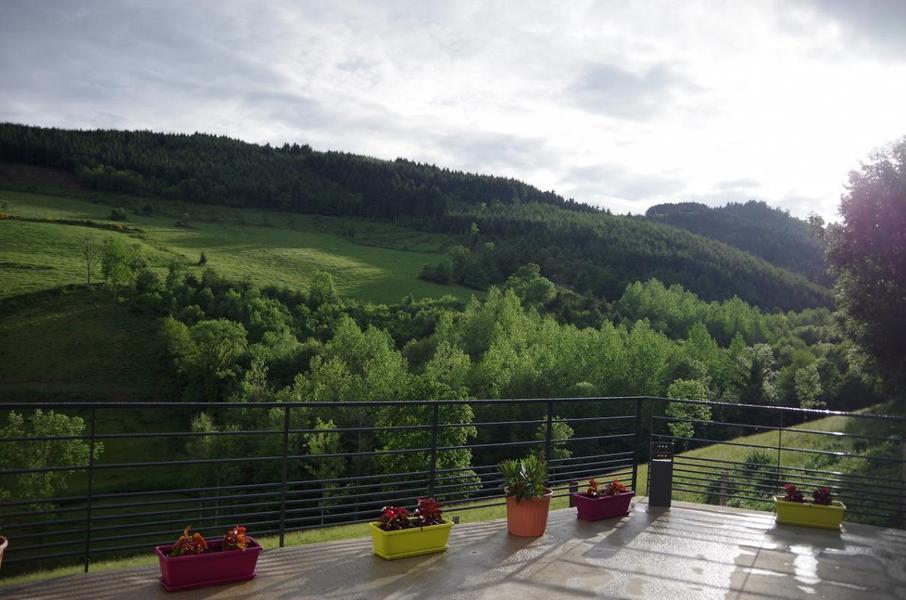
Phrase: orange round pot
[{"left": 505, "top": 488, "right": 553, "bottom": 537}]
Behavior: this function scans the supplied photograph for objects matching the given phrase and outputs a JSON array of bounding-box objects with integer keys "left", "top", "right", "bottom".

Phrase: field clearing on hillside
[
  {"left": 0, "top": 288, "right": 174, "bottom": 400},
  {"left": 0, "top": 189, "right": 473, "bottom": 303}
]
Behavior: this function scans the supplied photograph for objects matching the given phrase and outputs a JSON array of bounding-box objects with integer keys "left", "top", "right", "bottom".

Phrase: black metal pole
[
  {"left": 428, "top": 403, "right": 439, "bottom": 497},
  {"left": 84, "top": 407, "right": 97, "bottom": 573},
  {"left": 631, "top": 397, "right": 643, "bottom": 493},
  {"left": 279, "top": 405, "right": 290, "bottom": 548},
  {"left": 776, "top": 411, "right": 784, "bottom": 493},
  {"left": 544, "top": 401, "right": 554, "bottom": 464}
]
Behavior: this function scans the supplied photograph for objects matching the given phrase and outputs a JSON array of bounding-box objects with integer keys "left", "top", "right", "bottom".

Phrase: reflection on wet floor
[{"left": 3, "top": 499, "right": 905, "bottom": 600}]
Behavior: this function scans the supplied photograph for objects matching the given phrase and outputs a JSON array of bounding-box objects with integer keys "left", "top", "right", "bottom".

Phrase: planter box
[
  {"left": 155, "top": 538, "right": 262, "bottom": 592},
  {"left": 573, "top": 491, "right": 635, "bottom": 521},
  {"left": 505, "top": 489, "right": 553, "bottom": 537},
  {"left": 369, "top": 520, "right": 453, "bottom": 560},
  {"left": 773, "top": 496, "right": 846, "bottom": 529}
]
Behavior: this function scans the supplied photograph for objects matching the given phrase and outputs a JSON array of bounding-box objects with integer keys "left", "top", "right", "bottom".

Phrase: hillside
[
  {"left": 0, "top": 124, "right": 832, "bottom": 311},
  {"left": 0, "top": 288, "right": 175, "bottom": 401},
  {"left": 645, "top": 201, "right": 831, "bottom": 286},
  {"left": 0, "top": 188, "right": 472, "bottom": 303}
]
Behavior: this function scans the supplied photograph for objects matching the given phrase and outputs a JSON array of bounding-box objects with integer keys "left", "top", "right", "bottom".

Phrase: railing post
[
  {"left": 900, "top": 440, "right": 905, "bottom": 530},
  {"left": 544, "top": 401, "right": 554, "bottom": 463},
  {"left": 428, "top": 402, "right": 440, "bottom": 497},
  {"left": 631, "top": 397, "right": 643, "bottom": 493},
  {"left": 83, "top": 407, "right": 97, "bottom": 573},
  {"left": 775, "top": 411, "right": 784, "bottom": 493},
  {"left": 279, "top": 405, "right": 290, "bottom": 548}
]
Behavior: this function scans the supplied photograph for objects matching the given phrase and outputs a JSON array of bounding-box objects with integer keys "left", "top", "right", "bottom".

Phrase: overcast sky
[{"left": 2, "top": 1, "right": 906, "bottom": 220}]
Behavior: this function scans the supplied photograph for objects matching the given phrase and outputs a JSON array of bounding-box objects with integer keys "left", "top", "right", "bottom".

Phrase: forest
[{"left": 0, "top": 123, "right": 829, "bottom": 312}]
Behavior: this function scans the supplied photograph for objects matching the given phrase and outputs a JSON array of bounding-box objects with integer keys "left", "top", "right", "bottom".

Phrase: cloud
[
  {"left": 798, "top": 0, "right": 906, "bottom": 57},
  {"left": 569, "top": 63, "right": 692, "bottom": 120},
  {"left": 2, "top": 0, "right": 905, "bottom": 222},
  {"left": 563, "top": 163, "right": 685, "bottom": 207}
]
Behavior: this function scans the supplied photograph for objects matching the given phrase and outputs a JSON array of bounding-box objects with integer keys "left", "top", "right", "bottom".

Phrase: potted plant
[
  {"left": 155, "top": 525, "right": 262, "bottom": 592},
  {"left": 573, "top": 478, "right": 635, "bottom": 521},
  {"left": 774, "top": 483, "right": 846, "bottom": 529},
  {"left": 369, "top": 497, "right": 453, "bottom": 560},
  {"left": 499, "top": 453, "right": 552, "bottom": 537}
]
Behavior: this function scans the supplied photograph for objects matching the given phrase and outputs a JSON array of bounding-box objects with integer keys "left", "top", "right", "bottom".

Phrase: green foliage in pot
[{"left": 498, "top": 454, "right": 548, "bottom": 503}]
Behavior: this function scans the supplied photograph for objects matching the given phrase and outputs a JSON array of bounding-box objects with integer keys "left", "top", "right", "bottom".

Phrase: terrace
[
  {"left": 5, "top": 500, "right": 905, "bottom": 599},
  {"left": 0, "top": 397, "right": 904, "bottom": 599}
]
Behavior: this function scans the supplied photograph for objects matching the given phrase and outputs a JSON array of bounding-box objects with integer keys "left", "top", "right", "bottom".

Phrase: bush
[{"left": 109, "top": 207, "right": 128, "bottom": 221}]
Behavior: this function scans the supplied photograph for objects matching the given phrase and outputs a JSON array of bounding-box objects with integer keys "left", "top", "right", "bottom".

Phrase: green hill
[
  {"left": 0, "top": 188, "right": 472, "bottom": 304},
  {"left": 645, "top": 201, "right": 831, "bottom": 286},
  {"left": 0, "top": 124, "right": 832, "bottom": 311}
]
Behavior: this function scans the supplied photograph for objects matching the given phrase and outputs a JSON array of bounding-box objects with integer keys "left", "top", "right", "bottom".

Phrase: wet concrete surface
[{"left": 4, "top": 498, "right": 905, "bottom": 599}]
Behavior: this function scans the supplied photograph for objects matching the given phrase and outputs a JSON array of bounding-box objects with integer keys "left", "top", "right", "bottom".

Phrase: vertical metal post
[
  {"left": 279, "top": 405, "right": 290, "bottom": 548},
  {"left": 631, "top": 397, "right": 643, "bottom": 493},
  {"left": 427, "top": 403, "right": 440, "bottom": 497},
  {"left": 647, "top": 398, "right": 656, "bottom": 496},
  {"left": 775, "top": 411, "right": 784, "bottom": 493},
  {"left": 83, "top": 407, "right": 97, "bottom": 573},
  {"left": 900, "top": 440, "right": 905, "bottom": 530},
  {"left": 544, "top": 401, "right": 554, "bottom": 464}
]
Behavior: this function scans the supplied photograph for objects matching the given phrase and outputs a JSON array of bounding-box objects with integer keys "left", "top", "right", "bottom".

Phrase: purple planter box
[
  {"left": 573, "top": 491, "right": 635, "bottom": 521},
  {"left": 155, "top": 538, "right": 262, "bottom": 592}
]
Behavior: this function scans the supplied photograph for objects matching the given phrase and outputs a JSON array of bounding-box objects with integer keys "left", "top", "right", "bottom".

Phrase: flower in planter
[
  {"left": 376, "top": 499, "right": 445, "bottom": 531},
  {"left": 169, "top": 526, "right": 208, "bottom": 557},
  {"left": 585, "top": 478, "right": 600, "bottom": 497},
  {"left": 812, "top": 486, "right": 833, "bottom": 505},
  {"left": 223, "top": 525, "right": 250, "bottom": 551},
  {"left": 602, "top": 480, "right": 628, "bottom": 496},
  {"left": 378, "top": 506, "right": 413, "bottom": 531},
  {"left": 782, "top": 483, "right": 805, "bottom": 503},
  {"left": 414, "top": 497, "right": 445, "bottom": 527}
]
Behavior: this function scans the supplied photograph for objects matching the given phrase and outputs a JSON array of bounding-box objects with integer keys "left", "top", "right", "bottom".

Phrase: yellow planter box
[
  {"left": 369, "top": 520, "right": 453, "bottom": 560},
  {"left": 773, "top": 496, "right": 846, "bottom": 529}
]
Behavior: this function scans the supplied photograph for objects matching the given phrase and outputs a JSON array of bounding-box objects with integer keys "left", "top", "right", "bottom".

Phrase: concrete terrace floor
[{"left": 5, "top": 499, "right": 906, "bottom": 600}]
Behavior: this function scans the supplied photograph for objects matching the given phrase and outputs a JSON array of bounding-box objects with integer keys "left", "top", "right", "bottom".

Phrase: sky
[{"left": 2, "top": 1, "right": 906, "bottom": 221}]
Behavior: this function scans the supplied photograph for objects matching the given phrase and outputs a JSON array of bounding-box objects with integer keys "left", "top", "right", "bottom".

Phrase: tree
[
  {"left": 827, "top": 139, "right": 906, "bottom": 403},
  {"left": 100, "top": 237, "right": 139, "bottom": 299},
  {"left": 80, "top": 235, "right": 99, "bottom": 285},
  {"left": 0, "top": 410, "right": 103, "bottom": 503},
  {"left": 664, "top": 379, "right": 711, "bottom": 443},
  {"left": 308, "top": 270, "right": 339, "bottom": 308},
  {"left": 190, "top": 319, "right": 248, "bottom": 402},
  {"left": 505, "top": 263, "right": 556, "bottom": 307},
  {"left": 794, "top": 363, "right": 824, "bottom": 409}
]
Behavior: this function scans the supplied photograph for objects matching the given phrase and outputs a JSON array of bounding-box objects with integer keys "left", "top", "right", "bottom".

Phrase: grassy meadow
[{"left": 0, "top": 188, "right": 473, "bottom": 304}]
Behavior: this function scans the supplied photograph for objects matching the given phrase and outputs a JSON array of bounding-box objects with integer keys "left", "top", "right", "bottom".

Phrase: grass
[
  {"left": 632, "top": 408, "right": 904, "bottom": 522},
  {"left": 0, "top": 188, "right": 474, "bottom": 304}
]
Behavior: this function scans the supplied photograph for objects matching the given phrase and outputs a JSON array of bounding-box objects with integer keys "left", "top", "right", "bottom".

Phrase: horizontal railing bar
[
  {"left": 652, "top": 433, "right": 906, "bottom": 465},
  {"left": 647, "top": 397, "right": 906, "bottom": 422},
  {"left": 672, "top": 466, "right": 906, "bottom": 501},
  {"left": 654, "top": 415, "right": 905, "bottom": 444},
  {"left": 0, "top": 396, "right": 646, "bottom": 410}
]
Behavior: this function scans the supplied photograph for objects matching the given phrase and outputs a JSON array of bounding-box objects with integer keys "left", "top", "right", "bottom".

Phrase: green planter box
[
  {"left": 369, "top": 520, "right": 453, "bottom": 560},
  {"left": 773, "top": 496, "right": 846, "bottom": 529}
]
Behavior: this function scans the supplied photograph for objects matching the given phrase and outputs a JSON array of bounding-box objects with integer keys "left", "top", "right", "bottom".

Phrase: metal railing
[{"left": 0, "top": 396, "right": 903, "bottom": 577}]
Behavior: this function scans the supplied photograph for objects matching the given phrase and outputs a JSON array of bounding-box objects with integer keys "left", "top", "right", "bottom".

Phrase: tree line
[{"left": 0, "top": 123, "right": 831, "bottom": 312}]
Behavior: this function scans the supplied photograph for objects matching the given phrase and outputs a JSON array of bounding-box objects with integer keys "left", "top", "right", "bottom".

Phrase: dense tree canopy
[
  {"left": 646, "top": 201, "right": 831, "bottom": 286},
  {"left": 827, "top": 139, "right": 906, "bottom": 403}
]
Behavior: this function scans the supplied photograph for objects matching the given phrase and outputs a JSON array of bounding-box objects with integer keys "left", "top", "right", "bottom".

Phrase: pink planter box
[
  {"left": 155, "top": 538, "right": 262, "bottom": 592},
  {"left": 573, "top": 491, "right": 635, "bottom": 521}
]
